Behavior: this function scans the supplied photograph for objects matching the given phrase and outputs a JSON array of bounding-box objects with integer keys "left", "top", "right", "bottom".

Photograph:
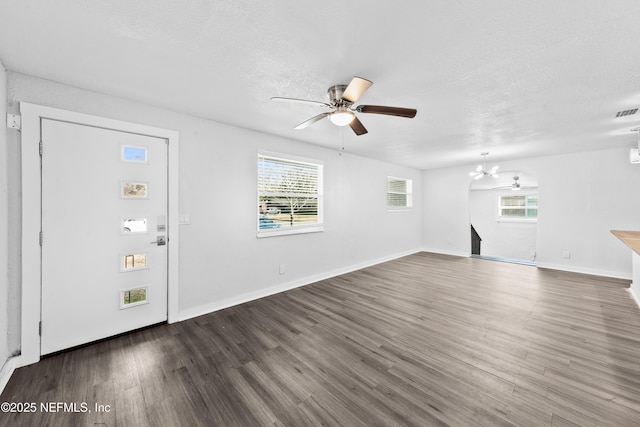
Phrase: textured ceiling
[{"left": 1, "top": 1, "right": 640, "bottom": 170}]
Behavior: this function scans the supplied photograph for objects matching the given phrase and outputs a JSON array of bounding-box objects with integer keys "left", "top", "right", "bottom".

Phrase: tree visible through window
[{"left": 257, "top": 153, "right": 323, "bottom": 236}]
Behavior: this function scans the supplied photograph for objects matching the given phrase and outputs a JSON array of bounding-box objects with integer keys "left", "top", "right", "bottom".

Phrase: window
[
  {"left": 121, "top": 252, "right": 148, "bottom": 272},
  {"left": 498, "top": 193, "right": 538, "bottom": 220},
  {"left": 387, "top": 176, "right": 413, "bottom": 210},
  {"left": 257, "top": 152, "right": 323, "bottom": 237},
  {"left": 120, "top": 286, "right": 149, "bottom": 309},
  {"left": 121, "top": 217, "right": 148, "bottom": 234},
  {"left": 121, "top": 145, "right": 148, "bottom": 163},
  {"left": 121, "top": 181, "right": 148, "bottom": 199}
]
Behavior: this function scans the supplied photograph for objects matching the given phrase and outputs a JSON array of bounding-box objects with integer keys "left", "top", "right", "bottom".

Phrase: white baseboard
[
  {"left": 629, "top": 284, "right": 640, "bottom": 309},
  {"left": 420, "top": 249, "right": 633, "bottom": 281},
  {"left": 0, "top": 356, "right": 20, "bottom": 395},
  {"left": 179, "top": 248, "right": 423, "bottom": 322},
  {"left": 536, "top": 262, "right": 631, "bottom": 281},
  {"left": 420, "top": 247, "right": 470, "bottom": 258}
]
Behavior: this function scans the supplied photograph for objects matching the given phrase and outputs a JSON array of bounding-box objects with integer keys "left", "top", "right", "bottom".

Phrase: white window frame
[
  {"left": 387, "top": 176, "right": 413, "bottom": 211},
  {"left": 257, "top": 151, "right": 324, "bottom": 238},
  {"left": 497, "top": 191, "right": 538, "bottom": 222}
]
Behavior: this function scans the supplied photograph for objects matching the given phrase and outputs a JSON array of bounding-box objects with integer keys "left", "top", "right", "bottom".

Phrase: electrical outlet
[
  {"left": 562, "top": 250, "right": 571, "bottom": 259},
  {"left": 279, "top": 264, "right": 285, "bottom": 275}
]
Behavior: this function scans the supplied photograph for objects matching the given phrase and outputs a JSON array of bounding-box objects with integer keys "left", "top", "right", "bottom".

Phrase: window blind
[
  {"left": 257, "top": 153, "right": 323, "bottom": 236},
  {"left": 387, "top": 176, "right": 413, "bottom": 209}
]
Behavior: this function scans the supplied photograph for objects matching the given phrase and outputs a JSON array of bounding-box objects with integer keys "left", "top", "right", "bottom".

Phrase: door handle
[{"left": 151, "top": 236, "right": 166, "bottom": 246}]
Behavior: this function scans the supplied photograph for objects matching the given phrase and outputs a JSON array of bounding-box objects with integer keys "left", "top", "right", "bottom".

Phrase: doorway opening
[{"left": 469, "top": 170, "right": 538, "bottom": 266}]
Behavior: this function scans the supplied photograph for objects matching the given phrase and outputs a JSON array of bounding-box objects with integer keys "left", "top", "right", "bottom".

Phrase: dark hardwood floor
[{"left": 2, "top": 252, "right": 640, "bottom": 426}]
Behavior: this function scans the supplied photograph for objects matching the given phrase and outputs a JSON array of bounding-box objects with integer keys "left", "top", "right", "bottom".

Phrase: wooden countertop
[{"left": 611, "top": 230, "right": 640, "bottom": 255}]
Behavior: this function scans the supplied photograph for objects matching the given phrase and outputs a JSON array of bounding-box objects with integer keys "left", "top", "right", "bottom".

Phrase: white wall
[
  {"left": 423, "top": 150, "right": 640, "bottom": 278},
  {"left": 5, "top": 72, "right": 423, "bottom": 353},
  {"left": 0, "top": 60, "right": 9, "bottom": 370},
  {"left": 176, "top": 121, "right": 422, "bottom": 318},
  {"left": 422, "top": 165, "right": 472, "bottom": 257}
]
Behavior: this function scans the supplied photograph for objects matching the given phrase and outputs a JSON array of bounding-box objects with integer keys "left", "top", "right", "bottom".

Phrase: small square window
[
  {"left": 387, "top": 176, "right": 413, "bottom": 210},
  {"left": 120, "top": 286, "right": 149, "bottom": 309},
  {"left": 121, "top": 252, "right": 148, "bottom": 272},
  {"left": 122, "top": 145, "right": 148, "bottom": 163},
  {"left": 121, "top": 217, "right": 148, "bottom": 234},
  {"left": 121, "top": 181, "right": 148, "bottom": 199}
]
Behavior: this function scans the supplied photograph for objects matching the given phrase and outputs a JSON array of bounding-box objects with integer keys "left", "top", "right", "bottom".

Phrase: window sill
[
  {"left": 496, "top": 217, "right": 537, "bottom": 223},
  {"left": 257, "top": 225, "right": 323, "bottom": 238}
]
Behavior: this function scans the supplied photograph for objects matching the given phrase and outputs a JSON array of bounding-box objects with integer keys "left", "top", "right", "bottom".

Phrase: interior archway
[{"left": 468, "top": 170, "right": 538, "bottom": 265}]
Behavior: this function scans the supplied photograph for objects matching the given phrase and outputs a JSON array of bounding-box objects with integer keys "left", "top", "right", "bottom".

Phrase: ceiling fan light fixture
[{"left": 329, "top": 110, "right": 355, "bottom": 126}]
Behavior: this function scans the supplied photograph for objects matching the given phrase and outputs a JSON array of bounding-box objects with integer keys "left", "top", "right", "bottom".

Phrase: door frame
[{"left": 19, "top": 102, "right": 180, "bottom": 366}]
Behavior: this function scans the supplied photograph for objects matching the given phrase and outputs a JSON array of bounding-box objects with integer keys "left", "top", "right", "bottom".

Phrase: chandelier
[{"left": 469, "top": 152, "right": 499, "bottom": 180}]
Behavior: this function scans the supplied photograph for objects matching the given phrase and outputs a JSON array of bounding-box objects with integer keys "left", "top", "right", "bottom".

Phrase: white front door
[{"left": 40, "top": 118, "right": 169, "bottom": 355}]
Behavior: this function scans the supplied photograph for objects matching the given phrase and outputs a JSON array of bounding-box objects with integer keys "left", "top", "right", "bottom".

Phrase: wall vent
[{"left": 615, "top": 108, "right": 638, "bottom": 118}]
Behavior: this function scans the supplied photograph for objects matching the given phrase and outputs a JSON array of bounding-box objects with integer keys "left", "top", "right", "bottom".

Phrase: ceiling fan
[
  {"left": 493, "top": 175, "right": 538, "bottom": 191},
  {"left": 271, "top": 76, "right": 417, "bottom": 136},
  {"left": 511, "top": 176, "right": 522, "bottom": 190}
]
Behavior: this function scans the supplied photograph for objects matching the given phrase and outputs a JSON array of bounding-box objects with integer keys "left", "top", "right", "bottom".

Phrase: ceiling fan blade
[
  {"left": 349, "top": 117, "right": 368, "bottom": 136},
  {"left": 356, "top": 105, "right": 417, "bottom": 118},
  {"left": 294, "top": 112, "right": 330, "bottom": 130},
  {"left": 341, "top": 76, "right": 373, "bottom": 104},
  {"left": 271, "top": 97, "right": 332, "bottom": 108}
]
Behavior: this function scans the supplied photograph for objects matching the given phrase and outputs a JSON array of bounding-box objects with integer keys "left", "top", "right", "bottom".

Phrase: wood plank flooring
[{"left": 2, "top": 252, "right": 640, "bottom": 426}]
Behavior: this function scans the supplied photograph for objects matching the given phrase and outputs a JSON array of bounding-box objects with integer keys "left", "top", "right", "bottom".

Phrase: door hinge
[
  {"left": 7, "top": 113, "right": 21, "bottom": 130},
  {"left": 39, "top": 141, "right": 43, "bottom": 156},
  {"left": 39, "top": 321, "right": 42, "bottom": 336},
  {"left": 39, "top": 231, "right": 43, "bottom": 246}
]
